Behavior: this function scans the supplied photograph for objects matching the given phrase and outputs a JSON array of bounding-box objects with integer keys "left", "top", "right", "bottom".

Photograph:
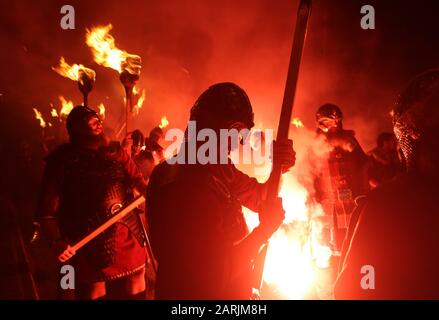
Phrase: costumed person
[
  {"left": 367, "top": 132, "right": 403, "bottom": 188},
  {"left": 310, "top": 104, "right": 369, "bottom": 253},
  {"left": 121, "top": 129, "right": 145, "bottom": 159},
  {"left": 134, "top": 127, "right": 165, "bottom": 183},
  {"left": 36, "top": 106, "right": 148, "bottom": 300},
  {"left": 147, "top": 83, "right": 295, "bottom": 299},
  {"left": 147, "top": 126, "right": 165, "bottom": 162},
  {"left": 335, "top": 69, "right": 439, "bottom": 299}
]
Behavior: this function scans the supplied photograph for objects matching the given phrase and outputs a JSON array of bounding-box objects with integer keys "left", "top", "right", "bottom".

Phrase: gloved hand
[
  {"left": 56, "top": 241, "right": 76, "bottom": 263},
  {"left": 272, "top": 139, "right": 296, "bottom": 173}
]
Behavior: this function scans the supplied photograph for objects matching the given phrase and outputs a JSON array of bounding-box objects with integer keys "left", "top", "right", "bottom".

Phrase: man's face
[
  {"left": 87, "top": 116, "right": 103, "bottom": 136},
  {"left": 224, "top": 121, "right": 251, "bottom": 154},
  {"left": 318, "top": 118, "right": 342, "bottom": 133}
]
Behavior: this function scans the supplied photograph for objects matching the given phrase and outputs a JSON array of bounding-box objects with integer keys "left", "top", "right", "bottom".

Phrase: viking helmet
[
  {"left": 190, "top": 82, "right": 255, "bottom": 130},
  {"left": 316, "top": 103, "right": 343, "bottom": 132}
]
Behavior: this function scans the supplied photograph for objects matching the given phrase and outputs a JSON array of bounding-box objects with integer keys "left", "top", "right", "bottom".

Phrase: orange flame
[
  {"left": 263, "top": 176, "right": 331, "bottom": 299},
  {"left": 86, "top": 24, "right": 124, "bottom": 72},
  {"left": 50, "top": 107, "right": 58, "bottom": 118},
  {"left": 52, "top": 57, "right": 96, "bottom": 83},
  {"left": 86, "top": 24, "right": 141, "bottom": 75},
  {"left": 33, "top": 108, "right": 47, "bottom": 128},
  {"left": 132, "top": 88, "right": 146, "bottom": 115},
  {"left": 159, "top": 116, "right": 169, "bottom": 129},
  {"left": 292, "top": 117, "right": 304, "bottom": 129},
  {"left": 59, "top": 96, "right": 74, "bottom": 117},
  {"left": 98, "top": 103, "right": 105, "bottom": 118},
  {"left": 243, "top": 172, "right": 332, "bottom": 299},
  {"left": 389, "top": 109, "right": 395, "bottom": 118}
]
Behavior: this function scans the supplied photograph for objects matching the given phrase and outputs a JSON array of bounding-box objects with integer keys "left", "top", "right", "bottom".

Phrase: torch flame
[
  {"left": 250, "top": 175, "right": 332, "bottom": 299},
  {"left": 159, "top": 116, "right": 169, "bottom": 129},
  {"left": 52, "top": 57, "right": 96, "bottom": 84},
  {"left": 292, "top": 117, "right": 304, "bottom": 129},
  {"left": 86, "top": 24, "right": 140, "bottom": 75},
  {"left": 132, "top": 88, "right": 146, "bottom": 115},
  {"left": 51, "top": 108, "right": 58, "bottom": 118},
  {"left": 33, "top": 108, "right": 47, "bottom": 128},
  {"left": 52, "top": 57, "right": 80, "bottom": 81},
  {"left": 59, "top": 96, "right": 74, "bottom": 117},
  {"left": 243, "top": 150, "right": 332, "bottom": 299},
  {"left": 98, "top": 103, "right": 106, "bottom": 118}
]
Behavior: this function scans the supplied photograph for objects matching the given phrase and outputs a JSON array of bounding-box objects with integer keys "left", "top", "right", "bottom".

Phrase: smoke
[
  {"left": 240, "top": 124, "right": 330, "bottom": 220},
  {"left": 239, "top": 123, "right": 334, "bottom": 299}
]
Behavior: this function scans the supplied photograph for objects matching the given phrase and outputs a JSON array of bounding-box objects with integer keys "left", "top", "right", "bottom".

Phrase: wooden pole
[
  {"left": 58, "top": 196, "right": 145, "bottom": 262},
  {"left": 253, "top": 0, "right": 312, "bottom": 292},
  {"left": 125, "top": 86, "right": 132, "bottom": 136}
]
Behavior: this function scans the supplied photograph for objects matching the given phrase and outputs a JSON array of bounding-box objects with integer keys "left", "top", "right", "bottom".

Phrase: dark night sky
[{"left": 0, "top": 0, "right": 438, "bottom": 152}]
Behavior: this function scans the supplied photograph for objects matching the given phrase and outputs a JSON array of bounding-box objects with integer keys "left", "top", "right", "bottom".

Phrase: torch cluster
[{"left": 34, "top": 24, "right": 147, "bottom": 141}]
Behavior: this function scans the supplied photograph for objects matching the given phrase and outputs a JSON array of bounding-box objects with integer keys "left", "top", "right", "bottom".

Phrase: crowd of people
[{"left": 32, "top": 69, "right": 439, "bottom": 300}]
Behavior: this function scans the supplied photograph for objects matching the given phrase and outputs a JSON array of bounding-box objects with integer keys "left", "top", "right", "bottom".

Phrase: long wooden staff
[
  {"left": 58, "top": 196, "right": 146, "bottom": 262},
  {"left": 253, "top": 0, "right": 312, "bottom": 292}
]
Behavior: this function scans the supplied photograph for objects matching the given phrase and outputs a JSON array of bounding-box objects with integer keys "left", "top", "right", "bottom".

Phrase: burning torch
[
  {"left": 78, "top": 68, "right": 96, "bottom": 107},
  {"left": 86, "top": 24, "right": 143, "bottom": 136},
  {"left": 120, "top": 54, "right": 142, "bottom": 135},
  {"left": 52, "top": 57, "right": 96, "bottom": 107},
  {"left": 252, "top": 0, "right": 312, "bottom": 293}
]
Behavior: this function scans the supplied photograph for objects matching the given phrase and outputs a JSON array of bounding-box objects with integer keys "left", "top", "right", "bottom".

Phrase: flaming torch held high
[
  {"left": 33, "top": 108, "right": 47, "bottom": 128},
  {"left": 98, "top": 103, "right": 106, "bottom": 119},
  {"left": 52, "top": 57, "right": 96, "bottom": 107},
  {"left": 159, "top": 116, "right": 169, "bottom": 129},
  {"left": 132, "top": 86, "right": 146, "bottom": 116},
  {"left": 50, "top": 107, "right": 58, "bottom": 118},
  {"left": 86, "top": 24, "right": 142, "bottom": 135},
  {"left": 119, "top": 54, "right": 141, "bottom": 135},
  {"left": 59, "top": 96, "right": 74, "bottom": 118}
]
